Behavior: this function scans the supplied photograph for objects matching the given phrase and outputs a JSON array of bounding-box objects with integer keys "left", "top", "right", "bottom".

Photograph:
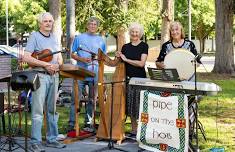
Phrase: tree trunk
[
  {"left": 199, "top": 38, "right": 203, "bottom": 54},
  {"left": 198, "top": 38, "right": 206, "bottom": 54},
  {"left": 117, "top": 27, "right": 126, "bottom": 52},
  {"left": 202, "top": 38, "right": 206, "bottom": 53},
  {"left": 213, "top": 0, "right": 234, "bottom": 74},
  {"left": 49, "top": 0, "right": 62, "bottom": 47},
  {"left": 66, "top": 0, "right": 76, "bottom": 59},
  {"left": 116, "top": 0, "right": 129, "bottom": 52},
  {"left": 160, "top": 0, "right": 174, "bottom": 45}
]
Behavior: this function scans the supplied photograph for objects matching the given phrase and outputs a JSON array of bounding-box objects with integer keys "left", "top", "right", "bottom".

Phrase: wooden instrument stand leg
[
  {"left": 74, "top": 79, "right": 80, "bottom": 136},
  {"left": 59, "top": 65, "right": 96, "bottom": 143},
  {"left": 64, "top": 79, "right": 95, "bottom": 144}
]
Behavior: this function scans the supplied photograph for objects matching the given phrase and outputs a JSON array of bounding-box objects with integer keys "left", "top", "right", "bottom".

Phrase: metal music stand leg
[
  {"left": 193, "top": 59, "right": 200, "bottom": 152},
  {"left": 24, "top": 89, "right": 31, "bottom": 152},
  {"left": 93, "top": 81, "right": 128, "bottom": 152},
  {"left": 1, "top": 112, "right": 6, "bottom": 135},
  {"left": 194, "top": 97, "right": 199, "bottom": 152},
  {"left": 0, "top": 82, "right": 28, "bottom": 152},
  {"left": 198, "top": 120, "right": 206, "bottom": 141},
  {"left": 191, "top": 102, "right": 207, "bottom": 139},
  {"left": 0, "top": 93, "right": 6, "bottom": 134}
]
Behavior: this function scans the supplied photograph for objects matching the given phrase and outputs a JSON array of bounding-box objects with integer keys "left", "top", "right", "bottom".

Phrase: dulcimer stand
[{"left": 59, "top": 64, "right": 95, "bottom": 143}]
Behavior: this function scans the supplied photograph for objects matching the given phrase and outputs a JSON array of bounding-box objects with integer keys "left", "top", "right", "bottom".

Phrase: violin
[
  {"left": 29, "top": 48, "right": 68, "bottom": 67},
  {"left": 31, "top": 48, "right": 68, "bottom": 62}
]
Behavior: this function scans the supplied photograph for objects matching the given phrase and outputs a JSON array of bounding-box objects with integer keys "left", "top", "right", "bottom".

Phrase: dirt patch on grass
[{"left": 198, "top": 73, "right": 235, "bottom": 80}]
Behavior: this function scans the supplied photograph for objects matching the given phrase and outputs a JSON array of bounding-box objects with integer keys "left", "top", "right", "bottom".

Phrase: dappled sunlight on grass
[
  {"left": 197, "top": 73, "right": 235, "bottom": 151},
  {"left": 199, "top": 117, "right": 235, "bottom": 151}
]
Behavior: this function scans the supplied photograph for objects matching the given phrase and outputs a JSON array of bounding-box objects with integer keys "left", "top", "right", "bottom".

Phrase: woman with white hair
[{"left": 116, "top": 22, "right": 148, "bottom": 136}]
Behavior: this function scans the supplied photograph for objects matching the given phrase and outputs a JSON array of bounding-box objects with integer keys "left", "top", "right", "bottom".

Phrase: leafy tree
[
  {"left": 72, "top": 0, "right": 130, "bottom": 35},
  {"left": 0, "top": 0, "right": 20, "bottom": 40},
  {"left": 191, "top": 0, "right": 215, "bottom": 53},
  {"left": 175, "top": 0, "right": 215, "bottom": 53},
  {"left": 11, "top": 0, "right": 47, "bottom": 40},
  {"left": 0, "top": 0, "right": 53, "bottom": 44},
  {"left": 62, "top": 0, "right": 159, "bottom": 41},
  {"left": 174, "top": 0, "right": 189, "bottom": 34},
  {"left": 128, "top": 0, "right": 160, "bottom": 40}
]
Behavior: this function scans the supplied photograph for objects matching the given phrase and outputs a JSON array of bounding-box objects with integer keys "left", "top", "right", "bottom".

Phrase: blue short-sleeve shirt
[{"left": 72, "top": 32, "right": 106, "bottom": 82}]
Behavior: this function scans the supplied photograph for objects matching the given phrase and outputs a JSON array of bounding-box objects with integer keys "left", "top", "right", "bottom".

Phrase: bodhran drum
[{"left": 164, "top": 48, "right": 195, "bottom": 80}]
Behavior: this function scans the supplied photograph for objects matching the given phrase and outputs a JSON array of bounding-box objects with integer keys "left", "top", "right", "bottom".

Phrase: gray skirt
[{"left": 126, "top": 84, "right": 142, "bottom": 119}]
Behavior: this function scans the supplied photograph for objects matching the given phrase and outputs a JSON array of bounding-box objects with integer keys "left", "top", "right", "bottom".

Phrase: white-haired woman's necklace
[{"left": 131, "top": 40, "right": 141, "bottom": 46}]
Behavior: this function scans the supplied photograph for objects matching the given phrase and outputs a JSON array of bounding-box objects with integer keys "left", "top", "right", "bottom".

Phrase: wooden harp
[{"left": 96, "top": 49, "right": 126, "bottom": 144}]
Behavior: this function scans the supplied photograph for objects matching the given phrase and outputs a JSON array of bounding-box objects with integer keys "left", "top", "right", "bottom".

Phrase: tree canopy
[
  {"left": 0, "top": 0, "right": 161, "bottom": 41},
  {"left": 0, "top": 0, "right": 47, "bottom": 40}
]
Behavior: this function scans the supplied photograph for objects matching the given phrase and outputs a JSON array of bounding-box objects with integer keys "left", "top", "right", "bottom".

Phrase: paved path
[{"left": 1, "top": 136, "right": 145, "bottom": 152}]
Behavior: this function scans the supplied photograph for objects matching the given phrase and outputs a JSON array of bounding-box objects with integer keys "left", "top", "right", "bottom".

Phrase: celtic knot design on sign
[{"left": 139, "top": 91, "right": 187, "bottom": 151}]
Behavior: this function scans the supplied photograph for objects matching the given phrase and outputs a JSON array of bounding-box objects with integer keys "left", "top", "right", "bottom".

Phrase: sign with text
[{"left": 136, "top": 90, "right": 189, "bottom": 152}]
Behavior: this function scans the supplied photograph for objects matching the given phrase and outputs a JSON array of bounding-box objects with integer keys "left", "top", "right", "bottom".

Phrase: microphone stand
[
  {"left": 94, "top": 80, "right": 128, "bottom": 152},
  {"left": 192, "top": 57, "right": 199, "bottom": 152},
  {"left": 91, "top": 54, "right": 97, "bottom": 129},
  {"left": 78, "top": 47, "right": 98, "bottom": 129},
  {"left": 77, "top": 47, "right": 97, "bottom": 58}
]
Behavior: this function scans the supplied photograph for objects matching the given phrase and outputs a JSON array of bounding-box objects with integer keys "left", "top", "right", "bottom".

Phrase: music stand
[
  {"left": 147, "top": 68, "right": 181, "bottom": 82},
  {"left": 94, "top": 80, "right": 128, "bottom": 152},
  {"left": 0, "top": 76, "right": 27, "bottom": 151},
  {"left": 0, "top": 71, "right": 40, "bottom": 152}
]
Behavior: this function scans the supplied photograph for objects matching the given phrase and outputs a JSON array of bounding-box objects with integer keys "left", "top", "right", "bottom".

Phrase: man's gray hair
[
  {"left": 128, "top": 22, "right": 144, "bottom": 38},
  {"left": 87, "top": 16, "right": 100, "bottom": 26},
  {"left": 37, "top": 12, "right": 54, "bottom": 24}
]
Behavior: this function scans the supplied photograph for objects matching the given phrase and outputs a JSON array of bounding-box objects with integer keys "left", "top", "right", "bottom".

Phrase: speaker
[{"left": 10, "top": 71, "right": 40, "bottom": 91}]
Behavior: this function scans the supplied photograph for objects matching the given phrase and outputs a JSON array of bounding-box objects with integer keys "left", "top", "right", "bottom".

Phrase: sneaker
[
  {"left": 56, "top": 134, "right": 66, "bottom": 141},
  {"left": 45, "top": 140, "right": 66, "bottom": 149},
  {"left": 29, "top": 143, "right": 45, "bottom": 152},
  {"left": 83, "top": 126, "right": 95, "bottom": 133}
]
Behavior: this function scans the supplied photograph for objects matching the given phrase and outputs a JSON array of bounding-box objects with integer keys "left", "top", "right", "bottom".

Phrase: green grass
[
  {"left": 1, "top": 73, "right": 235, "bottom": 151},
  {"left": 197, "top": 73, "right": 235, "bottom": 151}
]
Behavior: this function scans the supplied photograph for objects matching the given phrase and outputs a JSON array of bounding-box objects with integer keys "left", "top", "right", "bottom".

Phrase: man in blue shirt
[{"left": 69, "top": 17, "right": 106, "bottom": 132}]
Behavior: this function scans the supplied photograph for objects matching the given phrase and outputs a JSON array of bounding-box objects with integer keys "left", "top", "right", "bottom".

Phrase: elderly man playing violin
[{"left": 22, "top": 12, "right": 66, "bottom": 152}]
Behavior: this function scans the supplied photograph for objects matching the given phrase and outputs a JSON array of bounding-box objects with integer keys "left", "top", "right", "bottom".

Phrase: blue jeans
[
  {"left": 31, "top": 73, "right": 59, "bottom": 144},
  {"left": 69, "top": 80, "right": 97, "bottom": 127}
]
